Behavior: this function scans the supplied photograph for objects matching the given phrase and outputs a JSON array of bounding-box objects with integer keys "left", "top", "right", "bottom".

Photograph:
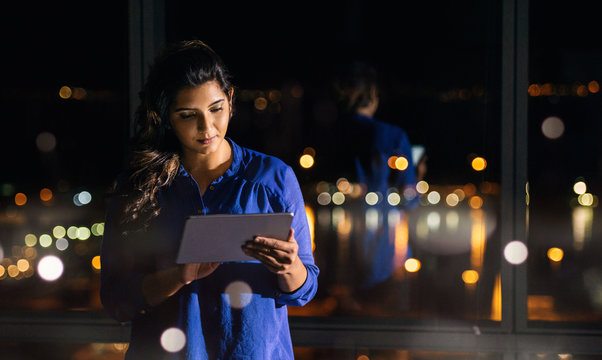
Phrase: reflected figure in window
[
  {"left": 100, "top": 40, "right": 318, "bottom": 359},
  {"left": 328, "top": 61, "right": 425, "bottom": 310}
]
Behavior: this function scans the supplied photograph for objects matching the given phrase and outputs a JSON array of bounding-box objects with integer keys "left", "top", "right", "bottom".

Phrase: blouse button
[{"left": 209, "top": 185, "right": 215, "bottom": 191}]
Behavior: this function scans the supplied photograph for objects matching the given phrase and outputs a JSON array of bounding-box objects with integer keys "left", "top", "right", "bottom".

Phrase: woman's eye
[
  {"left": 210, "top": 107, "right": 223, "bottom": 113},
  {"left": 180, "top": 113, "right": 196, "bottom": 119}
]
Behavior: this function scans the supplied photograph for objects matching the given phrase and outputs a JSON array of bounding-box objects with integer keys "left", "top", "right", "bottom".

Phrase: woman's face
[{"left": 169, "top": 80, "right": 232, "bottom": 158}]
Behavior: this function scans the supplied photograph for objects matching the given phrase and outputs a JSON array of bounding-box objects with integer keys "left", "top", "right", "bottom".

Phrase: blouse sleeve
[
  {"left": 100, "top": 188, "right": 152, "bottom": 322},
  {"left": 275, "top": 166, "right": 320, "bottom": 307}
]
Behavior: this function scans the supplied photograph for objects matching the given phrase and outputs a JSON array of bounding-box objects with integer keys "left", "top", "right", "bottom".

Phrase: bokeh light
[
  {"left": 445, "top": 193, "right": 460, "bottom": 207},
  {"left": 578, "top": 193, "right": 594, "bottom": 207},
  {"left": 395, "top": 156, "right": 409, "bottom": 171},
  {"left": 317, "top": 192, "right": 331, "bottom": 206},
  {"left": 36, "top": 132, "right": 57, "bottom": 152},
  {"left": 53, "top": 226, "right": 67, "bottom": 239},
  {"left": 426, "top": 191, "right": 440, "bottom": 205},
  {"left": 40, "top": 188, "right": 53, "bottom": 201},
  {"left": 416, "top": 180, "right": 429, "bottom": 194},
  {"left": 17, "top": 259, "right": 30, "bottom": 272},
  {"left": 39, "top": 234, "right": 53, "bottom": 248},
  {"left": 24, "top": 234, "right": 37, "bottom": 247},
  {"left": 365, "top": 192, "right": 379, "bottom": 206},
  {"left": 541, "top": 116, "right": 565, "bottom": 139},
  {"left": 37, "top": 255, "right": 64, "bottom": 281},
  {"left": 469, "top": 196, "right": 483, "bottom": 209},
  {"left": 387, "top": 192, "right": 401, "bottom": 206},
  {"left": 224, "top": 281, "right": 253, "bottom": 309},
  {"left": 332, "top": 192, "right": 345, "bottom": 205},
  {"left": 471, "top": 157, "right": 487, "bottom": 171},
  {"left": 59, "top": 85, "right": 72, "bottom": 99},
  {"left": 67, "top": 226, "right": 79, "bottom": 239},
  {"left": 547, "top": 247, "right": 564, "bottom": 262},
  {"left": 299, "top": 154, "right": 314, "bottom": 169},
  {"left": 77, "top": 227, "right": 91, "bottom": 240},
  {"left": 91, "top": 255, "right": 101, "bottom": 270},
  {"left": 404, "top": 258, "right": 421, "bottom": 272},
  {"left": 573, "top": 181, "right": 587, "bottom": 195},
  {"left": 504, "top": 241, "right": 528, "bottom": 265},
  {"left": 91, "top": 223, "right": 105, "bottom": 236},
  {"left": 462, "top": 270, "right": 479, "bottom": 284},
  {"left": 160, "top": 327, "right": 186, "bottom": 353},
  {"left": 14, "top": 193, "right": 27, "bottom": 206},
  {"left": 56, "top": 238, "right": 69, "bottom": 251}
]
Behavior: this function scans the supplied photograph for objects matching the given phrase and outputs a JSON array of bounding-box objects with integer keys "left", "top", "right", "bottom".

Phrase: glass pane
[
  {"left": 0, "top": 2, "right": 128, "bottom": 312},
  {"left": 167, "top": 0, "right": 502, "bottom": 322},
  {"left": 294, "top": 348, "right": 503, "bottom": 360},
  {"left": 527, "top": 0, "right": 602, "bottom": 325},
  {"left": 1, "top": 341, "right": 128, "bottom": 360}
]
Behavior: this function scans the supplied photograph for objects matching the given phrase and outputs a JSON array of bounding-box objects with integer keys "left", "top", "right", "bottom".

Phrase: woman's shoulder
[{"left": 234, "top": 142, "right": 297, "bottom": 189}]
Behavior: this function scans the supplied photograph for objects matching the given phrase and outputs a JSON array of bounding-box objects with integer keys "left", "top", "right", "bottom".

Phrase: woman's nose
[{"left": 196, "top": 115, "right": 210, "bottom": 131}]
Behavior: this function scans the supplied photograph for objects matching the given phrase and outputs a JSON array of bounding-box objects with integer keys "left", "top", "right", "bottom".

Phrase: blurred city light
[
  {"left": 541, "top": 116, "right": 565, "bottom": 139},
  {"left": 24, "top": 234, "right": 37, "bottom": 247},
  {"left": 53, "top": 225, "right": 67, "bottom": 239},
  {"left": 471, "top": 157, "right": 487, "bottom": 171},
  {"left": 299, "top": 154, "right": 314, "bottom": 169},
  {"left": 577, "top": 193, "right": 594, "bottom": 207},
  {"left": 446, "top": 193, "right": 460, "bottom": 207},
  {"left": 40, "top": 188, "right": 53, "bottom": 202},
  {"left": 573, "top": 181, "right": 587, "bottom": 195},
  {"left": 504, "top": 241, "right": 528, "bottom": 265},
  {"left": 14, "top": 192, "right": 27, "bottom": 206},
  {"left": 416, "top": 180, "right": 429, "bottom": 194},
  {"left": 469, "top": 196, "right": 483, "bottom": 209},
  {"left": 56, "top": 238, "right": 69, "bottom": 251},
  {"left": 224, "top": 280, "right": 253, "bottom": 309},
  {"left": 160, "top": 327, "right": 186, "bottom": 353},
  {"left": 332, "top": 192, "right": 345, "bottom": 205},
  {"left": 588, "top": 80, "right": 600, "bottom": 93},
  {"left": 254, "top": 97, "right": 268, "bottom": 111},
  {"left": 36, "top": 132, "right": 57, "bottom": 152},
  {"left": 395, "top": 156, "right": 409, "bottom": 171},
  {"left": 37, "top": 255, "right": 64, "bottom": 281},
  {"left": 91, "top": 255, "right": 101, "bottom": 270},
  {"left": 462, "top": 270, "right": 479, "bottom": 284},
  {"left": 547, "top": 247, "right": 564, "bottom": 262},
  {"left": 426, "top": 191, "right": 440, "bottom": 205},
  {"left": 59, "top": 85, "right": 72, "bottom": 99},
  {"left": 39, "top": 234, "right": 52, "bottom": 248},
  {"left": 404, "top": 258, "right": 421, "bottom": 272},
  {"left": 317, "top": 192, "right": 331, "bottom": 206},
  {"left": 365, "top": 192, "right": 379, "bottom": 206}
]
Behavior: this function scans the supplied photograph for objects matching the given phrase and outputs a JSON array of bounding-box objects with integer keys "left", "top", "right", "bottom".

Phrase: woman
[{"left": 100, "top": 40, "right": 319, "bottom": 359}]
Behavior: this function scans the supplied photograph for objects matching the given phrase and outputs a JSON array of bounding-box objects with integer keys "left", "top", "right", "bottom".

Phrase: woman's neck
[{"left": 181, "top": 140, "right": 232, "bottom": 193}]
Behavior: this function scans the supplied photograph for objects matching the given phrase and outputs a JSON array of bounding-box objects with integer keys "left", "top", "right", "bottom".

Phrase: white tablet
[{"left": 175, "top": 212, "right": 294, "bottom": 264}]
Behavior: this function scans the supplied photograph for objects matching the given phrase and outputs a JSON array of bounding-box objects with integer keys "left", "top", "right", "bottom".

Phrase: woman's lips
[{"left": 197, "top": 136, "right": 216, "bottom": 145}]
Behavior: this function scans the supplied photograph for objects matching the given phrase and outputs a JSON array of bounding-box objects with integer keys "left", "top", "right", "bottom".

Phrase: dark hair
[
  {"left": 332, "top": 61, "right": 379, "bottom": 113},
  {"left": 121, "top": 40, "right": 234, "bottom": 228}
]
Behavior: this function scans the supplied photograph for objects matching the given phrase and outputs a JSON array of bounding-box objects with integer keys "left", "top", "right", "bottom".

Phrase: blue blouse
[{"left": 100, "top": 138, "right": 319, "bottom": 359}]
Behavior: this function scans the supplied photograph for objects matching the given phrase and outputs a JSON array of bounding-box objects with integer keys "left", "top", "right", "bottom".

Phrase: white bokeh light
[
  {"left": 541, "top": 116, "right": 565, "bottom": 139},
  {"left": 37, "top": 255, "right": 64, "bottom": 281},
  {"left": 36, "top": 132, "right": 57, "bottom": 152},
  {"left": 504, "top": 241, "right": 528, "bottom": 265},
  {"left": 160, "top": 327, "right": 186, "bottom": 353},
  {"left": 224, "top": 281, "right": 253, "bottom": 309}
]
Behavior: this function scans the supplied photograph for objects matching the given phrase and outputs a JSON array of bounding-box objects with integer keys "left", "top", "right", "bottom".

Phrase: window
[{"left": 1, "top": 0, "right": 601, "bottom": 358}]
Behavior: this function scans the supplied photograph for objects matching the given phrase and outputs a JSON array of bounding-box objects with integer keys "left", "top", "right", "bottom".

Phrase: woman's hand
[
  {"left": 179, "top": 262, "right": 220, "bottom": 285},
  {"left": 242, "top": 229, "right": 307, "bottom": 292},
  {"left": 241, "top": 229, "right": 300, "bottom": 274}
]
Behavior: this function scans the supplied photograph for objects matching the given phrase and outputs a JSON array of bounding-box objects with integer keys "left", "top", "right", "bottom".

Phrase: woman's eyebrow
[{"left": 173, "top": 99, "right": 224, "bottom": 112}]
